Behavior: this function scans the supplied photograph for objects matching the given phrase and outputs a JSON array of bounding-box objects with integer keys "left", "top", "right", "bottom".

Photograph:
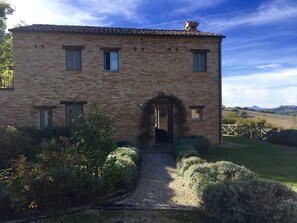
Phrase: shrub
[
  {"left": 24, "top": 167, "right": 101, "bottom": 208},
  {"left": 203, "top": 180, "right": 297, "bottom": 223},
  {"left": 103, "top": 147, "right": 139, "bottom": 191},
  {"left": 103, "top": 156, "right": 138, "bottom": 191},
  {"left": 71, "top": 102, "right": 116, "bottom": 177},
  {"left": 37, "top": 143, "right": 84, "bottom": 169},
  {"left": 176, "top": 149, "right": 200, "bottom": 163},
  {"left": 174, "top": 135, "right": 209, "bottom": 155},
  {"left": 183, "top": 161, "right": 256, "bottom": 198},
  {"left": 177, "top": 156, "right": 206, "bottom": 176},
  {"left": 267, "top": 129, "right": 297, "bottom": 147},
  {"left": 109, "top": 147, "right": 140, "bottom": 164},
  {"left": 173, "top": 144, "right": 198, "bottom": 159},
  {"left": 0, "top": 126, "right": 31, "bottom": 168},
  {"left": 0, "top": 185, "right": 13, "bottom": 217}
]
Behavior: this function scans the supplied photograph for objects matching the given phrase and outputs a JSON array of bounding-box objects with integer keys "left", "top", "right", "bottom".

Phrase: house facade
[{"left": 0, "top": 21, "right": 224, "bottom": 145}]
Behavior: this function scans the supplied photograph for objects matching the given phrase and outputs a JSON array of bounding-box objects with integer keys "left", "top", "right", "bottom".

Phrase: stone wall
[{"left": 0, "top": 32, "right": 222, "bottom": 145}]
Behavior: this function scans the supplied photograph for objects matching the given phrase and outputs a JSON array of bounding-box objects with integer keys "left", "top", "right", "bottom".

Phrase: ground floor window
[
  {"left": 33, "top": 106, "right": 56, "bottom": 129},
  {"left": 189, "top": 105, "right": 204, "bottom": 120},
  {"left": 61, "top": 101, "right": 86, "bottom": 127}
]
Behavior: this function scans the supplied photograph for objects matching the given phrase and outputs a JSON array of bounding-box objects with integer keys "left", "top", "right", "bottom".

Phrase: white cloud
[
  {"left": 257, "top": 64, "right": 282, "bottom": 70},
  {"left": 223, "top": 68, "right": 297, "bottom": 107},
  {"left": 80, "top": 0, "right": 141, "bottom": 20},
  {"left": 205, "top": 0, "right": 297, "bottom": 31},
  {"left": 6, "top": 0, "right": 141, "bottom": 29},
  {"left": 173, "top": 0, "right": 225, "bottom": 15}
]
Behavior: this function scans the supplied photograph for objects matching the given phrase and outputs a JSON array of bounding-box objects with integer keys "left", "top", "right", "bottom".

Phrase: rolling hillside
[{"left": 223, "top": 106, "right": 297, "bottom": 129}]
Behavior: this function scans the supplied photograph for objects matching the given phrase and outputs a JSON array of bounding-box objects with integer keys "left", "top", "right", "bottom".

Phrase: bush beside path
[{"left": 116, "top": 153, "right": 201, "bottom": 209}]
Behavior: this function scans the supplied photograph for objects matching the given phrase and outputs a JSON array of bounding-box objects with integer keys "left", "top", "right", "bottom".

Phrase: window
[
  {"left": 189, "top": 106, "right": 205, "bottom": 120},
  {"left": 191, "top": 49, "right": 209, "bottom": 72},
  {"left": 33, "top": 106, "right": 56, "bottom": 129},
  {"left": 62, "top": 46, "right": 84, "bottom": 70},
  {"left": 65, "top": 104, "right": 83, "bottom": 126},
  {"left": 61, "top": 101, "right": 86, "bottom": 126},
  {"left": 100, "top": 48, "right": 120, "bottom": 71},
  {"left": 104, "top": 51, "right": 119, "bottom": 71}
]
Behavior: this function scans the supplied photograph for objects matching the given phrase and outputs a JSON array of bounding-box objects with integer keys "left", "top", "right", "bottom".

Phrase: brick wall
[{"left": 0, "top": 32, "right": 222, "bottom": 145}]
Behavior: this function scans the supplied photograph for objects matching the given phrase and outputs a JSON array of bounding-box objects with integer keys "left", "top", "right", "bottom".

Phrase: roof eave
[{"left": 9, "top": 29, "right": 225, "bottom": 39}]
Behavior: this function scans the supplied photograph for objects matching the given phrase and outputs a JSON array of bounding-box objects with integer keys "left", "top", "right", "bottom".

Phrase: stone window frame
[
  {"left": 33, "top": 106, "right": 57, "bottom": 129},
  {"left": 100, "top": 47, "right": 121, "bottom": 72},
  {"left": 189, "top": 105, "right": 205, "bottom": 121},
  {"left": 60, "top": 101, "right": 87, "bottom": 127},
  {"left": 191, "top": 49, "right": 209, "bottom": 72},
  {"left": 62, "top": 45, "right": 85, "bottom": 71}
]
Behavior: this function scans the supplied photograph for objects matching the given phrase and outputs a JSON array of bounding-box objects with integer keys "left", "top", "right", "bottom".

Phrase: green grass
[{"left": 205, "top": 136, "right": 297, "bottom": 191}]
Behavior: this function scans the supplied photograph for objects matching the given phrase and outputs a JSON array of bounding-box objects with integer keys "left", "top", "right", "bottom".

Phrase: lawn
[{"left": 205, "top": 136, "right": 297, "bottom": 191}]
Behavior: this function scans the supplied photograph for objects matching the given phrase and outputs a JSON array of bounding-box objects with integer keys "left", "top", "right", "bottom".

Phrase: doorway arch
[{"left": 139, "top": 92, "right": 187, "bottom": 144}]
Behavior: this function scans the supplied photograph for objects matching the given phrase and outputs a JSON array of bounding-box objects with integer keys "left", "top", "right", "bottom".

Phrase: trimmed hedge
[
  {"left": 173, "top": 135, "right": 210, "bottom": 155},
  {"left": 183, "top": 161, "right": 256, "bottom": 197},
  {"left": 177, "top": 156, "right": 205, "bottom": 176},
  {"left": 173, "top": 134, "right": 297, "bottom": 223},
  {"left": 174, "top": 145, "right": 200, "bottom": 161},
  {"left": 268, "top": 129, "right": 297, "bottom": 147},
  {"left": 103, "top": 147, "right": 140, "bottom": 191},
  {"left": 108, "top": 147, "right": 140, "bottom": 164},
  {"left": 203, "top": 180, "right": 297, "bottom": 223}
]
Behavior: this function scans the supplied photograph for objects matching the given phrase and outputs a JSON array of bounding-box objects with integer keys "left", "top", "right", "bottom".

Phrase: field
[
  {"left": 223, "top": 107, "right": 296, "bottom": 129},
  {"left": 205, "top": 136, "right": 297, "bottom": 191}
]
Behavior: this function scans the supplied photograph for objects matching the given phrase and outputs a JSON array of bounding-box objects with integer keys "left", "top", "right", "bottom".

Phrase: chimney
[{"left": 185, "top": 21, "right": 199, "bottom": 31}]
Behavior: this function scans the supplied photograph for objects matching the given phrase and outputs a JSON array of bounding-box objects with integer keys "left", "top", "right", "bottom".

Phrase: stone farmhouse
[{"left": 0, "top": 21, "right": 224, "bottom": 145}]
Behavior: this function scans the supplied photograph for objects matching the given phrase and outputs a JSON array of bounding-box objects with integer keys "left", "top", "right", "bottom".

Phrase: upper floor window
[
  {"left": 191, "top": 49, "right": 209, "bottom": 72},
  {"left": 62, "top": 46, "right": 84, "bottom": 70},
  {"left": 100, "top": 48, "right": 120, "bottom": 71}
]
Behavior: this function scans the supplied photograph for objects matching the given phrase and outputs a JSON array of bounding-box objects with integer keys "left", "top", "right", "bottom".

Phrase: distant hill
[
  {"left": 223, "top": 105, "right": 297, "bottom": 129},
  {"left": 248, "top": 105, "right": 263, "bottom": 111},
  {"left": 262, "top": 105, "right": 297, "bottom": 115},
  {"left": 236, "top": 105, "right": 297, "bottom": 115}
]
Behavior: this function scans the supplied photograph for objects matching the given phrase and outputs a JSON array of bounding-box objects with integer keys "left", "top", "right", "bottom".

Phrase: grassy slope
[
  {"left": 223, "top": 109, "right": 296, "bottom": 129},
  {"left": 205, "top": 136, "right": 297, "bottom": 191}
]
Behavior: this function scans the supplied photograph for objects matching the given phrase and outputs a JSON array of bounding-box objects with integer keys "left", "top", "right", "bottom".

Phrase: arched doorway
[
  {"left": 140, "top": 93, "right": 187, "bottom": 145},
  {"left": 154, "top": 98, "right": 173, "bottom": 143}
]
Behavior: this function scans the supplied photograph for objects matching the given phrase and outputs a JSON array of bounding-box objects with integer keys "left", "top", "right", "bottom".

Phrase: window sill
[
  {"left": 0, "top": 87, "right": 14, "bottom": 90},
  {"left": 64, "top": 70, "right": 84, "bottom": 74},
  {"left": 103, "top": 70, "right": 119, "bottom": 73}
]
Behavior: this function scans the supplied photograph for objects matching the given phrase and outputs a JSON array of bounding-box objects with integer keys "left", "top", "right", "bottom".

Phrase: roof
[{"left": 9, "top": 24, "right": 225, "bottom": 39}]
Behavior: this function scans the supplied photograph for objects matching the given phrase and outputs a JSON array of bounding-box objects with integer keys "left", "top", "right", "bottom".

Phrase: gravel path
[{"left": 116, "top": 153, "right": 201, "bottom": 209}]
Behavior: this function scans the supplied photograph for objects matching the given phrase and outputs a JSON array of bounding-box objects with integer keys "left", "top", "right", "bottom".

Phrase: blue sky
[{"left": 6, "top": 0, "right": 297, "bottom": 108}]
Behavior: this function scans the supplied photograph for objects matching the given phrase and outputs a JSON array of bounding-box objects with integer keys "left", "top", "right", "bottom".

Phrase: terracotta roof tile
[{"left": 9, "top": 24, "right": 225, "bottom": 38}]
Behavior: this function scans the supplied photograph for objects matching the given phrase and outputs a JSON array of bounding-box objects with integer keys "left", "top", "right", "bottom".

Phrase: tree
[
  {"left": 71, "top": 102, "right": 116, "bottom": 178},
  {"left": 0, "top": 0, "right": 14, "bottom": 40},
  {"left": 0, "top": 1, "right": 14, "bottom": 88}
]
